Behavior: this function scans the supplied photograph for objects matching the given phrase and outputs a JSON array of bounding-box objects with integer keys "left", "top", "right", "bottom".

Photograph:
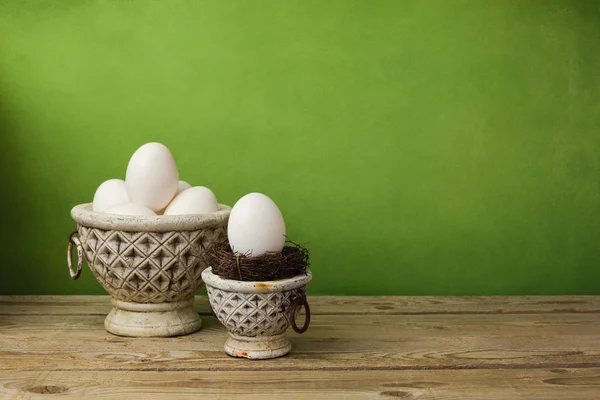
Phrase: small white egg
[
  {"left": 93, "top": 179, "right": 130, "bottom": 212},
  {"left": 177, "top": 180, "right": 192, "bottom": 194},
  {"left": 125, "top": 142, "right": 179, "bottom": 211},
  {"left": 105, "top": 202, "right": 156, "bottom": 216},
  {"left": 227, "top": 193, "right": 286, "bottom": 257},
  {"left": 164, "top": 186, "right": 218, "bottom": 215}
]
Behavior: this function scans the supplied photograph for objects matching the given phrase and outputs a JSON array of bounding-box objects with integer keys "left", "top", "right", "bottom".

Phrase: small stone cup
[{"left": 202, "top": 267, "right": 312, "bottom": 359}]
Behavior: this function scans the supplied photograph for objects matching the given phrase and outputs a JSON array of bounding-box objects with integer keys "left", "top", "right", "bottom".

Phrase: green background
[{"left": 1, "top": 0, "right": 599, "bottom": 296}]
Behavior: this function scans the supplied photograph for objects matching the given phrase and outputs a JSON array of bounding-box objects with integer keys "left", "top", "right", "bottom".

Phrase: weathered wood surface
[
  {"left": 2, "top": 313, "right": 600, "bottom": 371},
  {"left": 1, "top": 296, "right": 599, "bottom": 399},
  {"left": 2, "top": 369, "right": 600, "bottom": 400},
  {"left": 2, "top": 295, "right": 599, "bottom": 315}
]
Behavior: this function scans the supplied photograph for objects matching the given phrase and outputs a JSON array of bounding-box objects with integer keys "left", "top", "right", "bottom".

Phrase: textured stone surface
[
  {"left": 72, "top": 203, "right": 231, "bottom": 232},
  {"left": 203, "top": 268, "right": 312, "bottom": 359},
  {"left": 104, "top": 298, "right": 202, "bottom": 337},
  {"left": 207, "top": 288, "right": 301, "bottom": 337},
  {"left": 78, "top": 226, "right": 224, "bottom": 303},
  {"left": 70, "top": 203, "right": 230, "bottom": 336}
]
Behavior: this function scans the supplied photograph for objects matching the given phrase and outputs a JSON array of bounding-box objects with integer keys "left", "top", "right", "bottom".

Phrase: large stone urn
[{"left": 67, "top": 203, "right": 230, "bottom": 337}]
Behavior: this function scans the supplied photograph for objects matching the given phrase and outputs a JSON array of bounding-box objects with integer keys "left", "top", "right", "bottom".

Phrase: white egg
[
  {"left": 125, "top": 143, "right": 179, "bottom": 211},
  {"left": 93, "top": 179, "right": 130, "bottom": 212},
  {"left": 227, "top": 193, "right": 286, "bottom": 257},
  {"left": 164, "top": 186, "right": 218, "bottom": 215},
  {"left": 177, "top": 180, "right": 192, "bottom": 194},
  {"left": 105, "top": 202, "right": 156, "bottom": 216}
]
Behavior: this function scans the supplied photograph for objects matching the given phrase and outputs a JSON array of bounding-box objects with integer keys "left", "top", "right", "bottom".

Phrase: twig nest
[{"left": 209, "top": 239, "right": 310, "bottom": 281}]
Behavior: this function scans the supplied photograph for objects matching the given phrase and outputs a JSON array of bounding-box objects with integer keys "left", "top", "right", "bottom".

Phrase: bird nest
[{"left": 208, "top": 238, "right": 310, "bottom": 281}]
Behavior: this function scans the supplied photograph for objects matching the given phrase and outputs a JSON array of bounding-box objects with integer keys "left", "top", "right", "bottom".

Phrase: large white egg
[
  {"left": 125, "top": 143, "right": 179, "bottom": 211},
  {"left": 177, "top": 180, "right": 192, "bottom": 194},
  {"left": 93, "top": 179, "right": 130, "bottom": 212},
  {"left": 228, "top": 193, "right": 286, "bottom": 257},
  {"left": 164, "top": 186, "right": 218, "bottom": 215},
  {"left": 105, "top": 202, "right": 156, "bottom": 216}
]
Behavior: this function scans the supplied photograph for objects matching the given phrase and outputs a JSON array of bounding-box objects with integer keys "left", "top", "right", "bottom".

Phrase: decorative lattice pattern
[
  {"left": 78, "top": 225, "right": 225, "bottom": 303},
  {"left": 207, "top": 286, "right": 306, "bottom": 336}
]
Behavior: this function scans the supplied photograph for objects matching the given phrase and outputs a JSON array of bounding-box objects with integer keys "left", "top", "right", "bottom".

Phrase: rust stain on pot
[
  {"left": 255, "top": 283, "right": 271, "bottom": 290},
  {"left": 232, "top": 350, "right": 249, "bottom": 358}
]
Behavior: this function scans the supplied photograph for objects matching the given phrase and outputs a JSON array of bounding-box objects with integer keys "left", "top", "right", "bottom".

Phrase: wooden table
[{"left": 1, "top": 296, "right": 599, "bottom": 399}]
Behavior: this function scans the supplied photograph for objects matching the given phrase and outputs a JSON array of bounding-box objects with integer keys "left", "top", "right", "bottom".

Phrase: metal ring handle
[
  {"left": 68, "top": 229, "right": 83, "bottom": 280},
  {"left": 291, "top": 291, "right": 310, "bottom": 334}
]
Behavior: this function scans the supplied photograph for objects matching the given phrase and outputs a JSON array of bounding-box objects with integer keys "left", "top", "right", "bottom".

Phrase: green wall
[{"left": 1, "top": 0, "right": 600, "bottom": 295}]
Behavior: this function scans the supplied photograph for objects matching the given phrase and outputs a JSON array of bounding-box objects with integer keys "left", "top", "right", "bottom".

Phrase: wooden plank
[
  {"left": 2, "top": 297, "right": 600, "bottom": 398},
  {"left": 1, "top": 295, "right": 599, "bottom": 316},
  {"left": 2, "top": 313, "right": 600, "bottom": 371},
  {"left": 2, "top": 368, "right": 600, "bottom": 399}
]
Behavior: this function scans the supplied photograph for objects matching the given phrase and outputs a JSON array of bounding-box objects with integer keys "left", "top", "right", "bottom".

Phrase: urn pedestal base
[
  {"left": 104, "top": 297, "right": 201, "bottom": 337},
  {"left": 225, "top": 333, "right": 291, "bottom": 359}
]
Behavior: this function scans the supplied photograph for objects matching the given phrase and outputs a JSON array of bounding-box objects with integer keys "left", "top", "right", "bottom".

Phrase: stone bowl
[
  {"left": 202, "top": 267, "right": 312, "bottom": 359},
  {"left": 68, "top": 203, "right": 231, "bottom": 337}
]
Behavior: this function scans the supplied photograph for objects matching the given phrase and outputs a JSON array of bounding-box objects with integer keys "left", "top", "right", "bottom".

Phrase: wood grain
[
  {"left": 2, "top": 368, "right": 600, "bottom": 400},
  {"left": 1, "top": 295, "right": 599, "bottom": 398},
  {"left": 1, "top": 313, "right": 599, "bottom": 371},
  {"left": 1, "top": 295, "right": 599, "bottom": 316}
]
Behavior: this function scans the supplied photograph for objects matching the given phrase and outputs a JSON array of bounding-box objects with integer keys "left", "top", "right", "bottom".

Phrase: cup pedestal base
[{"left": 225, "top": 333, "right": 291, "bottom": 359}]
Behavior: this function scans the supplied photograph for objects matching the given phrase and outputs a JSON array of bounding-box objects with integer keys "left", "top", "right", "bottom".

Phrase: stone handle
[
  {"left": 291, "top": 291, "right": 311, "bottom": 334},
  {"left": 67, "top": 229, "right": 83, "bottom": 280}
]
